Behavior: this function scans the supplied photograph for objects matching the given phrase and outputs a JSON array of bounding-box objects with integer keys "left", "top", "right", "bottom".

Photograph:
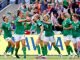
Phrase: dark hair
[
  {"left": 23, "top": 4, "right": 26, "bottom": 9},
  {"left": 72, "top": 14, "right": 79, "bottom": 19},
  {"left": 17, "top": 10, "right": 21, "bottom": 17},
  {"left": 2, "top": 16, "right": 6, "bottom": 21}
]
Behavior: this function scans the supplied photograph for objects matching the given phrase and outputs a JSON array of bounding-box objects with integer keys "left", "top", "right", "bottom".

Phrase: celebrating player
[
  {"left": 32, "top": 14, "right": 45, "bottom": 58},
  {"left": 14, "top": 10, "right": 27, "bottom": 58},
  {"left": 72, "top": 14, "right": 80, "bottom": 57},
  {"left": 0, "top": 16, "right": 15, "bottom": 58},
  {"left": 42, "top": 14, "right": 62, "bottom": 58},
  {"left": 60, "top": 13, "right": 74, "bottom": 57}
]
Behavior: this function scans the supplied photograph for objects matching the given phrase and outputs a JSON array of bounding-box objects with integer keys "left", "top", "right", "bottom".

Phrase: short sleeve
[
  {"left": 36, "top": 20, "right": 42, "bottom": 26},
  {"left": 67, "top": 18, "right": 72, "bottom": 25}
]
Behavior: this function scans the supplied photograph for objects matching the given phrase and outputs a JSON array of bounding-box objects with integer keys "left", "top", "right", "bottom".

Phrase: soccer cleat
[
  {"left": 11, "top": 54, "right": 16, "bottom": 58},
  {"left": 4, "top": 52, "right": 7, "bottom": 58},
  {"left": 24, "top": 55, "right": 26, "bottom": 59},
  {"left": 59, "top": 54, "right": 62, "bottom": 58},
  {"left": 71, "top": 53, "right": 75, "bottom": 58},
  {"left": 36, "top": 55, "right": 42, "bottom": 59},
  {"left": 68, "top": 55, "right": 72, "bottom": 58},
  {"left": 77, "top": 51, "right": 80, "bottom": 58},
  {"left": 15, "top": 55, "right": 20, "bottom": 58},
  {"left": 41, "top": 56, "right": 47, "bottom": 59}
]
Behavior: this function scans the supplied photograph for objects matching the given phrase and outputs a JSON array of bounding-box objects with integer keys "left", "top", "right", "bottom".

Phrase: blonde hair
[
  {"left": 62, "top": 13, "right": 70, "bottom": 18},
  {"left": 43, "top": 14, "right": 50, "bottom": 19}
]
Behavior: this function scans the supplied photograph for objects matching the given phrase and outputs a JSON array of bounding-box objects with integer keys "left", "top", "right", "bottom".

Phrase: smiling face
[
  {"left": 72, "top": 14, "right": 78, "bottom": 21},
  {"left": 43, "top": 15, "right": 49, "bottom": 22},
  {"left": 72, "top": 15, "right": 75, "bottom": 21},
  {"left": 33, "top": 14, "right": 39, "bottom": 22},
  {"left": 3, "top": 16, "right": 8, "bottom": 22}
]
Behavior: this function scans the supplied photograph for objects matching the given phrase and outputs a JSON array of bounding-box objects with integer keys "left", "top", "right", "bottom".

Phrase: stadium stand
[{"left": 0, "top": 4, "right": 19, "bottom": 27}]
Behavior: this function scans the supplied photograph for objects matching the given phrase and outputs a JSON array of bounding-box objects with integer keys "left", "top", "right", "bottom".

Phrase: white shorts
[
  {"left": 43, "top": 36, "right": 55, "bottom": 43},
  {"left": 72, "top": 37, "right": 80, "bottom": 44},
  {"left": 64, "top": 35, "right": 73, "bottom": 42},
  {"left": 14, "top": 34, "right": 25, "bottom": 42},
  {"left": 5, "top": 37, "right": 12, "bottom": 41}
]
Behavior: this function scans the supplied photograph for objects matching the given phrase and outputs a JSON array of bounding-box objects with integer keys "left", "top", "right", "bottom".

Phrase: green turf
[{"left": 0, "top": 56, "right": 80, "bottom": 60}]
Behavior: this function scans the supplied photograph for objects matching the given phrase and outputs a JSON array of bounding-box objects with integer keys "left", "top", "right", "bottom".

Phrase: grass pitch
[{"left": 0, "top": 55, "right": 80, "bottom": 60}]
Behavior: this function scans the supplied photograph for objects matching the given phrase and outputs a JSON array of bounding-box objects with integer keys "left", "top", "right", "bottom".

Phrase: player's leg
[
  {"left": 14, "top": 35, "right": 20, "bottom": 58},
  {"left": 4, "top": 38, "right": 14, "bottom": 57},
  {"left": 65, "top": 41, "right": 72, "bottom": 55},
  {"left": 64, "top": 36, "right": 73, "bottom": 56},
  {"left": 21, "top": 35, "right": 26, "bottom": 58},
  {"left": 40, "top": 32, "right": 45, "bottom": 57},
  {"left": 76, "top": 37, "right": 80, "bottom": 57},
  {"left": 15, "top": 41, "right": 20, "bottom": 58},
  {"left": 72, "top": 38, "right": 78, "bottom": 56},
  {"left": 43, "top": 36, "right": 49, "bottom": 58},
  {"left": 4, "top": 41, "right": 11, "bottom": 58},
  {"left": 77, "top": 40, "right": 80, "bottom": 57},
  {"left": 51, "top": 36, "right": 61, "bottom": 56},
  {"left": 42, "top": 37, "right": 48, "bottom": 59},
  {"left": 8, "top": 40, "right": 15, "bottom": 55},
  {"left": 36, "top": 38, "right": 42, "bottom": 57},
  {"left": 39, "top": 40, "right": 44, "bottom": 56},
  {"left": 43, "top": 42, "right": 48, "bottom": 56}
]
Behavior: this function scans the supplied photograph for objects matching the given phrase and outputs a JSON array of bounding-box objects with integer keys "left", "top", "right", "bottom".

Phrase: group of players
[
  {"left": 0, "top": 3, "right": 80, "bottom": 60},
  {"left": 0, "top": 11, "right": 80, "bottom": 59}
]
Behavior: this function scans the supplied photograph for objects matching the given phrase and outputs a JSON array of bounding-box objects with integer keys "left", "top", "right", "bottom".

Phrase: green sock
[
  {"left": 22, "top": 46, "right": 26, "bottom": 58},
  {"left": 11, "top": 47, "right": 14, "bottom": 55},
  {"left": 41, "top": 47, "right": 45, "bottom": 56},
  {"left": 74, "top": 49, "right": 78, "bottom": 55},
  {"left": 68, "top": 45, "right": 73, "bottom": 53},
  {"left": 36, "top": 45, "right": 41, "bottom": 55},
  {"left": 44, "top": 45, "right": 48, "bottom": 56},
  {"left": 5, "top": 46, "right": 10, "bottom": 53},
  {"left": 66, "top": 46, "right": 70, "bottom": 55},
  {"left": 54, "top": 45, "right": 60, "bottom": 54},
  {"left": 15, "top": 48, "right": 19, "bottom": 55}
]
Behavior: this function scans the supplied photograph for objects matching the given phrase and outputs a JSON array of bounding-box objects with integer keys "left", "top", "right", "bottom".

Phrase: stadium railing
[{"left": 0, "top": 0, "right": 9, "bottom": 10}]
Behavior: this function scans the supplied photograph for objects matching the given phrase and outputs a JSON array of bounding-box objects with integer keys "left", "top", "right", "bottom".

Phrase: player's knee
[
  {"left": 22, "top": 43, "right": 25, "bottom": 47},
  {"left": 52, "top": 43, "right": 55, "bottom": 46},
  {"left": 12, "top": 43, "right": 15, "bottom": 47},
  {"left": 44, "top": 41, "right": 48, "bottom": 45},
  {"left": 36, "top": 40, "right": 40, "bottom": 45}
]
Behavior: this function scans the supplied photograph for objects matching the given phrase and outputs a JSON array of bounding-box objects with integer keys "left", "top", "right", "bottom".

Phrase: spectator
[
  {"left": 40, "top": 0, "right": 48, "bottom": 12},
  {"left": 25, "top": 0, "right": 30, "bottom": 4},
  {"left": 34, "top": 0, "right": 41, "bottom": 14},
  {"left": 63, "top": 0, "right": 69, "bottom": 9},
  {"left": 7, "top": 0, "right": 10, "bottom": 5},
  {"left": 19, "top": 4, "right": 28, "bottom": 14},
  {"left": 76, "top": 4, "right": 80, "bottom": 15}
]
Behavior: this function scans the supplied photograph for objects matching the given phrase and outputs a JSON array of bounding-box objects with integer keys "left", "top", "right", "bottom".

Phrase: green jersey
[
  {"left": 72, "top": 21, "right": 80, "bottom": 38},
  {"left": 31, "top": 23, "right": 37, "bottom": 31},
  {"left": 1, "top": 22, "right": 12, "bottom": 39},
  {"left": 14, "top": 17, "right": 25, "bottom": 35},
  {"left": 44, "top": 23, "right": 54, "bottom": 37},
  {"left": 63, "top": 0, "right": 69, "bottom": 7},
  {"left": 62, "top": 18, "right": 72, "bottom": 36},
  {"left": 36, "top": 20, "right": 43, "bottom": 34},
  {"left": 25, "top": 22, "right": 32, "bottom": 30}
]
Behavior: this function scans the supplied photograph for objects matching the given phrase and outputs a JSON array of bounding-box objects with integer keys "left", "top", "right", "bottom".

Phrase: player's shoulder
[{"left": 1, "top": 22, "right": 5, "bottom": 25}]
